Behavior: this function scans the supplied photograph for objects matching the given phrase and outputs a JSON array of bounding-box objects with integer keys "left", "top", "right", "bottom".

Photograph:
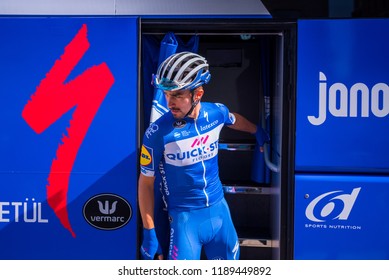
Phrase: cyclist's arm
[
  {"left": 228, "top": 112, "right": 257, "bottom": 134},
  {"left": 138, "top": 173, "right": 156, "bottom": 229}
]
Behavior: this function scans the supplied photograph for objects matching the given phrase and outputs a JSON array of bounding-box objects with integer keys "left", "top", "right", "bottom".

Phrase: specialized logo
[
  {"left": 173, "top": 119, "right": 186, "bottom": 128},
  {"left": 83, "top": 193, "right": 132, "bottom": 230},
  {"left": 204, "top": 111, "right": 209, "bottom": 122},
  {"left": 305, "top": 187, "right": 361, "bottom": 222},
  {"left": 140, "top": 145, "right": 153, "bottom": 167},
  {"left": 22, "top": 24, "right": 114, "bottom": 237},
  {"left": 308, "top": 72, "right": 389, "bottom": 125}
]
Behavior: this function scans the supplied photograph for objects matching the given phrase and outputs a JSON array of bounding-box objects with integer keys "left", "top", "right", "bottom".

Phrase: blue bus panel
[
  {"left": 0, "top": 17, "right": 139, "bottom": 259},
  {"left": 296, "top": 19, "right": 389, "bottom": 173},
  {"left": 294, "top": 174, "right": 389, "bottom": 259}
]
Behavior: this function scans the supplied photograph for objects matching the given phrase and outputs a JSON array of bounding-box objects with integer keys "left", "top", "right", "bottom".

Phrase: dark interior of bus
[{"left": 141, "top": 19, "right": 296, "bottom": 259}]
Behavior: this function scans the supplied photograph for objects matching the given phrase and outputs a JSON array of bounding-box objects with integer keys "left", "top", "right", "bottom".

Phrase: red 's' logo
[{"left": 22, "top": 24, "right": 114, "bottom": 237}]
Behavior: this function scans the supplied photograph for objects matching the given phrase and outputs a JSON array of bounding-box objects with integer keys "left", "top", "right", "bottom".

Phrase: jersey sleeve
[
  {"left": 215, "top": 103, "right": 236, "bottom": 126},
  {"left": 139, "top": 122, "right": 164, "bottom": 177}
]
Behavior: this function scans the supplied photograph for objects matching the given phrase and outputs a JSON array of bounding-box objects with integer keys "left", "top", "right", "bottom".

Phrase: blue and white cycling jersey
[{"left": 140, "top": 102, "right": 236, "bottom": 210}]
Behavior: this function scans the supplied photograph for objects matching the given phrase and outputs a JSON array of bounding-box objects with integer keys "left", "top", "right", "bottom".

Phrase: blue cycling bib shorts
[{"left": 168, "top": 198, "right": 240, "bottom": 260}]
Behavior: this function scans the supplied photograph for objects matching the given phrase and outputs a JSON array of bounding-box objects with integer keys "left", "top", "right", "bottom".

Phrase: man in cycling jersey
[{"left": 138, "top": 52, "right": 268, "bottom": 260}]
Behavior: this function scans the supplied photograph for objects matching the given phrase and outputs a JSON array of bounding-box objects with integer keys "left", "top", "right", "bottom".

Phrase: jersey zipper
[{"left": 193, "top": 118, "right": 209, "bottom": 207}]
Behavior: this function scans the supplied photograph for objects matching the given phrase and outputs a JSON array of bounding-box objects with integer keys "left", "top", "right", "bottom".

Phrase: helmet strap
[{"left": 183, "top": 90, "right": 200, "bottom": 119}]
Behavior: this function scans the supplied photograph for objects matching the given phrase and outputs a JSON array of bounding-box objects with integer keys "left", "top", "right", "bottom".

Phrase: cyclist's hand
[
  {"left": 140, "top": 228, "right": 163, "bottom": 260},
  {"left": 254, "top": 125, "right": 270, "bottom": 146}
]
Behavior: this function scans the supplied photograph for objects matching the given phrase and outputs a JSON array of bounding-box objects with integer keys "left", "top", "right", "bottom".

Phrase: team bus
[{"left": 0, "top": 0, "right": 388, "bottom": 260}]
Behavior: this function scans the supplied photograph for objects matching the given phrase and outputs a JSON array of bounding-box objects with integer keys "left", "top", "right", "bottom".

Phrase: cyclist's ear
[{"left": 193, "top": 86, "right": 204, "bottom": 101}]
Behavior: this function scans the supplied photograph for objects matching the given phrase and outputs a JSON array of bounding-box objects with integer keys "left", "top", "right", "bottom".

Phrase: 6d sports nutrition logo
[
  {"left": 83, "top": 193, "right": 132, "bottom": 230},
  {"left": 304, "top": 187, "right": 362, "bottom": 231}
]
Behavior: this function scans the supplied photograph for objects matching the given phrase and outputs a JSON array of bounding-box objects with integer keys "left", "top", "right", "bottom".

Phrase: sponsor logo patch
[
  {"left": 304, "top": 187, "right": 362, "bottom": 231},
  {"left": 165, "top": 124, "right": 223, "bottom": 166},
  {"left": 173, "top": 119, "right": 186, "bottom": 128},
  {"left": 83, "top": 193, "right": 132, "bottom": 230},
  {"left": 140, "top": 145, "right": 153, "bottom": 168}
]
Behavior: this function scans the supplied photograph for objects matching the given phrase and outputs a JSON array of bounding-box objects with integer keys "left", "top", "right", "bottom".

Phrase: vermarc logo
[{"left": 83, "top": 193, "right": 132, "bottom": 230}]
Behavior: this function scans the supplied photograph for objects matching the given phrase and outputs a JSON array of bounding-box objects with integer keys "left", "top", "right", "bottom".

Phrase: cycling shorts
[{"left": 167, "top": 198, "right": 240, "bottom": 260}]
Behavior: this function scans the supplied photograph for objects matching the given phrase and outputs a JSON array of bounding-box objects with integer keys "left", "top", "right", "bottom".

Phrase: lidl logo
[{"left": 140, "top": 145, "right": 153, "bottom": 167}]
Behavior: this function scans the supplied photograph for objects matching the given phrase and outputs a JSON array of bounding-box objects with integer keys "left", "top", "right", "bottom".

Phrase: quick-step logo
[
  {"left": 191, "top": 135, "right": 209, "bottom": 147},
  {"left": 165, "top": 127, "right": 221, "bottom": 167},
  {"left": 308, "top": 72, "right": 389, "bottom": 125},
  {"left": 304, "top": 187, "right": 362, "bottom": 231}
]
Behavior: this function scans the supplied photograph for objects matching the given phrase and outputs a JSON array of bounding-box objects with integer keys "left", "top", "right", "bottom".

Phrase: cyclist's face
[{"left": 164, "top": 89, "right": 193, "bottom": 119}]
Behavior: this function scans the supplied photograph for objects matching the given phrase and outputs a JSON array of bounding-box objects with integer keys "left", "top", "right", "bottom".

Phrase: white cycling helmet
[{"left": 153, "top": 52, "right": 211, "bottom": 91}]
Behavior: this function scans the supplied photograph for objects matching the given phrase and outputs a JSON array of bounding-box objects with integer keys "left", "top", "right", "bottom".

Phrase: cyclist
[{"left": 138, "top": 52, "right": 268, "bottom": 260}]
